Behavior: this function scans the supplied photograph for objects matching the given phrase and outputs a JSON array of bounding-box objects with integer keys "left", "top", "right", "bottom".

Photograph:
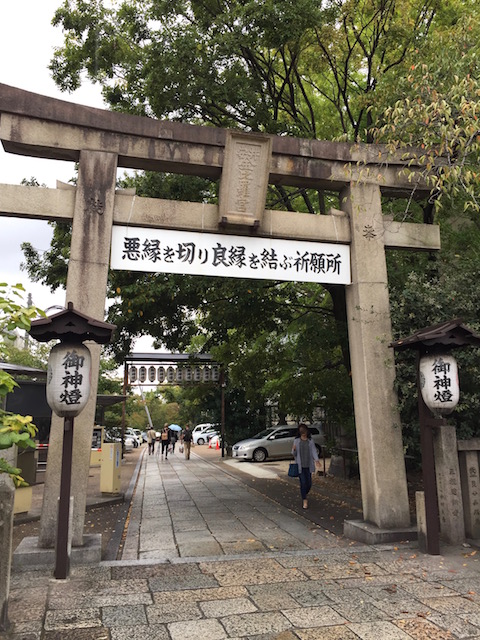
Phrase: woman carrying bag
[{"left": 291, "top": 423, "right": 321, "bottom": 510}]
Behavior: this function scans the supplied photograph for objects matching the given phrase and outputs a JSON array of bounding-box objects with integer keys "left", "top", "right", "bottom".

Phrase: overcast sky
[{"left": 0, "top": 1, "right": 104, "bottom": 312}]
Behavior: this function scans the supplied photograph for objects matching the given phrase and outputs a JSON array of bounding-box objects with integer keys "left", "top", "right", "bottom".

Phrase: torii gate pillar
[
  {"left": 343, "top": 182, "right": 411, "bottom": 536},
  {"left": 38, "top": 150, "right": 118, "bottom": 547}
]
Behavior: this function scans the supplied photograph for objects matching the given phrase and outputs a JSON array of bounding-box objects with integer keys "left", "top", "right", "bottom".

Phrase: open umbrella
[{"left": 168, "top": 424, "right": 182, "bottom": 431}]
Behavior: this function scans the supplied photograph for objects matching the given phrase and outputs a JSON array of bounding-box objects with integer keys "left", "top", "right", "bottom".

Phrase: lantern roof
[
  {"left": 29, "top": 302, "right": 116, "bottom": 344},
  {"left": 390, "top": 318, "right": 480, "bottom": 352}
]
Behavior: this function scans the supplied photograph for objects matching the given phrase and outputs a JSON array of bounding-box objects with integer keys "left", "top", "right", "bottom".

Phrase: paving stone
[
  {"left": 400, "top": 582, "right": 459, "bottom": 598},
  {"left": 149, "top": 571, "right": 219, "bottom": 591},
  {"left": 110, "top": 624, "right": 169, "bottom": 640},
  {"left": 420, "top": 595, "right": 480, "bottom": 615},
  {"left": 369, "top": 595, "right": 431, "bottom": 618},
  {"left": 173, "top": 520, "right": 210, "bottom": 533},
  {"left": 146, "top": 602, "right": 203, "bottom": 624},
  {"left": 296, "top": 626, "right": 360, "bottom": 639},
  {"left": 4, "top": 619, "right": 43, "bottom": 636},
  {"left": 43, "top": 607, "right": 102, "bottom": 631},
  {"left": 301, "top": 561, "right": 387, "bottom": 580},
  {"left": 282, "top": 605, "right": 347, "bottom": 628},
  {"left": 48, "top": 591, "right": 153, "bottom": 610},
  {"left": 348, "top": 620, "right": 413, "bottom": 639},
  {"left": 102, "top": 604, "right": 148, "bottom": 626},
  {"left": 168, "top": 618, "right": 227, "bottom": 640},
  {"left": 177, "top": 541, "right": 224, "bottom": 557},
  {"left": 221, "top": 540, "right": 266, "bottom": 554},
  {"left": 426, "top": 612, "right": 480, "bottom": 638},
  {"left": 43, "top": 629, "right": 111, "bottom": 640},
  {"left": 330, "top": 600, "right": 388, "bottom": 622},
  {"left": 200, "top": 597, "right": 258, "bottom": 617},
  {"left": 249, "top": 591, "right": 299, "bottom": 611},
  {"left": 153, "top": 585, "right": 248, "bottom": 605},
  {"left": 394, "top": 617, "right": 456, "bottom": 639},
  {"left": 287, "top": 583, "right": 333, "bottom": 607},
  {"left": 6, "top": 604, "right": 47, "bottom": 621},
  {"left": 50, "top": 578, "right": 149, "bottom": 597},
  {"left": 199, "top": 559, "right": 307, "bottom": 587},
  {"left": 460, "top": 610, "right": 480, "bottom": 627},
  {"left": 220, "top": 611, "right": 291, "bottom": 637}
]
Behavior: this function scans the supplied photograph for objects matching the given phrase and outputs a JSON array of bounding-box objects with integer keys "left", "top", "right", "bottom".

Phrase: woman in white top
[{"left": 291, "top": 423, "right": 320, "bottom": 509}]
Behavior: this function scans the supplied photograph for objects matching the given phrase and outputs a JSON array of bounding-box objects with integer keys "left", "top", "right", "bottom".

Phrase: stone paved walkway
[
  {"left": 5, "top": 450, "right": 480, "bottom": 639},
  {"left": 121, "top": 448, "right": 346, "bottom": 562}
]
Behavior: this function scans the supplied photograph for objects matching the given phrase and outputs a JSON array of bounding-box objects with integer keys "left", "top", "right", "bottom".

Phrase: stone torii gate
[{"left": 0, "top": 84, "right": 440, "bottom": 547}]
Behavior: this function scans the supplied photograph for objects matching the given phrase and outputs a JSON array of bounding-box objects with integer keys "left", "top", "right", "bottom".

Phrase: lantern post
[
  {"left": 391, "top": 318, "right": 480, "bottom": 555},
  {"left": 29, "top": 302, "right": 115, "bottom": 579}
]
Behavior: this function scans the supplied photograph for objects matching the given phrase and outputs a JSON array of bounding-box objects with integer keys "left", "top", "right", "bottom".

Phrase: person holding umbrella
[{"left": 168, "top": 424, "right": 182, "bottom": 454}]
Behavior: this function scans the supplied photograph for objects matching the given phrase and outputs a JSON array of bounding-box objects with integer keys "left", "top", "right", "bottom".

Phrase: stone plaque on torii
[{"left": 0, "top": 84, "right": 440, "bottom": 548}]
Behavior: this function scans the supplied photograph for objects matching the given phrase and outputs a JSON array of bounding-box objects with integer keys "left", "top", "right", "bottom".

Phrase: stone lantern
[
  {"left": 29, "top": 302, "right": 115, "bottom": 578},
  {"left": 391, "top": 318, "right": 480, "bottom": 554}
]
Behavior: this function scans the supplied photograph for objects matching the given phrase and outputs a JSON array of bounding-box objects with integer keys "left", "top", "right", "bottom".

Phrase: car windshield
[{"left": 251, "top": 428, "right": 277, "bottom": 440}]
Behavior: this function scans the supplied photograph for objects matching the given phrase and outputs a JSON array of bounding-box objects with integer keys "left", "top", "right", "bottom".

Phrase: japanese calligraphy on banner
[{"left": 110, "top": 226, "right": 351, "bottom": 285}]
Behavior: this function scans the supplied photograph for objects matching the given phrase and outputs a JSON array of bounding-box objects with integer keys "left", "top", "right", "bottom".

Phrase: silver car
[{"left": 232, "top": 425, "right": 325, "bottom": 463}]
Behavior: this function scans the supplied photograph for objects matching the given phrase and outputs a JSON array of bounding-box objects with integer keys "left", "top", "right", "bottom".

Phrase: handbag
[
  {"left": 179, "top": 444, "right": 184, "bottom": 453},
  {"left": 288, "top": 462, "right": 299, "bottom": 478}
]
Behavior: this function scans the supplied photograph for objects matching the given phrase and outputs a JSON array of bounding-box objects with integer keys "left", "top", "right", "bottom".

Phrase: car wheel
[
  {"left": 197, "top": 437, "right": 205, "bottom": 445},
  {"left": 315, "top": 444, "right": 321, "bottom": 456},
  {"left": 252, "top": 448, "right": 267, "bottom": 463}
]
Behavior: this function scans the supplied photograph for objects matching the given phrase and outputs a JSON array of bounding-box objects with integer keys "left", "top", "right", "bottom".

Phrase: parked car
[
  {"left": 126, "top": 428, "right": 142, "bottom": 448},
  {"left": 192, "top": 423, "right": 217, "bottom": 436},
  {"left": 193, "top": 428, "right": 219, "bottom": 445},
  {"left": 232, "top": 425, "right": 325, "bottom": 463},
  {"left": 124, "top": 435, "right": 135, "bottom": 452}
]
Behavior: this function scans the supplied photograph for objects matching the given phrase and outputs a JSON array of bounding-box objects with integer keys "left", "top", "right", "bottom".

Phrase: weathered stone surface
[
  {"left": 433, "top": 425, "right": 465, "bottom": 545},
  {"left": 220, "top": 611, "right": 291, "bottom": 637},
  {"left": 0, "top": 455, "right": 15, "bottom": 631},
  {"left": 168, "top": 618, "right": 227, "bottom": 640},
  {"left": 459, "top": 449, "right": 480, "bottom": 539},
  {"left": 110, "top": 625, "right": 169, "bottom": 640},
  {"left": 343, "top": 182, "right": 410, "bottom": 530},
  {"left": 199, "top": 597, "right": 257, "bottom": 617},
  {"left": 43, "top": 607, "right": 102, "bottom": 631}
]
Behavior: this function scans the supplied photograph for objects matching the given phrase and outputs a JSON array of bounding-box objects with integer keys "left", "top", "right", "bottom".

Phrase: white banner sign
[{"left": 110, "top": 226, "right": 351, "bottom": 285}]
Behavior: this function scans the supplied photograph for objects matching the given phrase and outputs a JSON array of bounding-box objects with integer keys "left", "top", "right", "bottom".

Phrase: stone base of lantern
[
  {"left": 12, "top": 534, "right": 101, "bottom": 571},
  {"left": 344, "top": 519, "right": 418, "bottom": 545}
]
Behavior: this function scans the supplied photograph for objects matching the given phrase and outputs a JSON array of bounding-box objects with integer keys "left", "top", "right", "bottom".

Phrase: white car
[
  {"left": 124, "top": 435, "right": 135, "bottom": 452},
  {"left": 126, "top": 428, "right": 142, "bottom": 447},
  {"left": 193, "top": 429, "right": 219, "bottom": 445}
]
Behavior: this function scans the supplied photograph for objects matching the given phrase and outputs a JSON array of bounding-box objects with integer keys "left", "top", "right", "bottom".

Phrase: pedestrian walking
[
  {"left": 147, "top": 426, "right": 156, "bottom": 455},
  {"left": 291, "top": 423, "right": 320, "bottom": 509},
  {"left": 169, "top": 427, "right": 178, "bottom": 453},
  {"left": 182, "top": 424, "right": 192, "bottom": 459},
  {"left": 160, "top": 425, "right": 169, "bottom": 459}
]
